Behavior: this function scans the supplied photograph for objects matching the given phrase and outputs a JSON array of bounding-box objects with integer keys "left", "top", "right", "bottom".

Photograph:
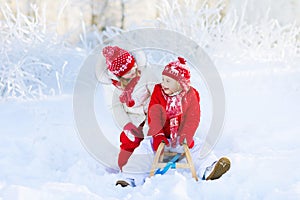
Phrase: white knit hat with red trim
[{"left": 102, "top": 46, "right": 135, "bottom": 77}]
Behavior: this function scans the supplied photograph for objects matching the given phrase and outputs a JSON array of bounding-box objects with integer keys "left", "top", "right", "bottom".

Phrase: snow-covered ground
[
  {"left": 1, "top": 53, "right": 299, "bottom": 199},
  {"left": 1, "top": 0, "right": 300, "bottom": 199}
]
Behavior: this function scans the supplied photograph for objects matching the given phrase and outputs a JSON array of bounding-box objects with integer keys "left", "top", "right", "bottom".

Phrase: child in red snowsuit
[
  {"left": 148, "top": 57, "right": 230, "bottom": 180},
  {"left": 116, "top": 57, "right": 231, "bottom": 187},
  {"left": 147, "top": 57, "right": 200, "bottom": 151}
]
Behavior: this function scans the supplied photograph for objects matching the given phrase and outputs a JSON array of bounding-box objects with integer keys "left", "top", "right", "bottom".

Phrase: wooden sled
[{"left": 149, "top": 142, "right": 198, "bottom": 181}]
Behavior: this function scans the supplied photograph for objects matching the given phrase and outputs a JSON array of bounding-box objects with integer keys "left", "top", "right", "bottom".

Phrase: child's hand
[
  {"left": 179, "top": 134, "right": 194, "bottom": 149},
  {"left": 152, "top": 133, "right": 170, "bottom": 151},
  {"left": 123, "top": 122, "right": 143, "bottom": 139}
]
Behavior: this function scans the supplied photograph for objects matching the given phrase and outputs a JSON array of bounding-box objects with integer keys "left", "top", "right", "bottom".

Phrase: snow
[
  {"left": 1, "top": 1, "right": 300, "bottom": 199},
  {"left": 1, "top": 54, "right": 300, "bottom": 199}
]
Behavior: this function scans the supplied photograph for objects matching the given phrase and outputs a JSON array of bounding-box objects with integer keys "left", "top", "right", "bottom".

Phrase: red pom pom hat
[{"left": 162, "top": 57, "right": 191, "bottom": 92}]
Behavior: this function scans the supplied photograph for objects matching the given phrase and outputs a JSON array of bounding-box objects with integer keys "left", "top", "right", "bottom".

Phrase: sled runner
[{"left": 149, "top": 142, "right": 198, "bottom": 181}]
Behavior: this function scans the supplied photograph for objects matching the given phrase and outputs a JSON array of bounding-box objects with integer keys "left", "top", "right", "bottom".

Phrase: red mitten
[
  {"left": 152, "top": 133, "right": 169, "bottom": 151},
  {"left": 119, "top": 130, "right": 143, "bottom": 170},
  {"left": 120, "top": 131, "right": 143, "bottom": 152},
  {"left": 179, "top": 134, "right": 194, "bottom": 149},
  {"left": 123, "top": 122, "right": 143, "bottom": 139}
]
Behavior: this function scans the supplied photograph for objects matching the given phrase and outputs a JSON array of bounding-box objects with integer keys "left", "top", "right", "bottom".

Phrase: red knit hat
[
  {"left": 102, "top": 46, "right": 135, "bottom": 77},
  {"left": 162, "top": 57, "right": 191, "bottom": 92}
]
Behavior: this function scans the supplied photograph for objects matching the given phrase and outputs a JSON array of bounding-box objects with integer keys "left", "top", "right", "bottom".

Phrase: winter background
[{"left": 0, "top": 0, "right": 300, "bottom": 199}]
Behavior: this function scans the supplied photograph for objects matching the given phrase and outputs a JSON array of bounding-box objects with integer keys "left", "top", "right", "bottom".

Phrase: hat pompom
[
  {"left": 102, "top": 46, "right": 114, "bottom": 59},
  {"left": 178, "top": 57, "right": 186, "bottom": 64}
]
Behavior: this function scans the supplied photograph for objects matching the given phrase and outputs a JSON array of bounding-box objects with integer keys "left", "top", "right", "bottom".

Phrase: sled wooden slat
[
  {"left": 149, "top": 142, "right": 165, "bottom": 177},
  {"left": 149, "top": 142, "right": 198, "bottom": 181},
  {"left": 183, "top": 143, "right": 198, "bottom": 181}
]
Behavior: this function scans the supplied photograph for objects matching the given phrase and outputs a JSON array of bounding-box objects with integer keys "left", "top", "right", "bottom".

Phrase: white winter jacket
[
  {"left": 111, "top": 66, "right": 159, "bottom": 131},
  {"left": 96, "top": 50, "right": 161, "bottom": 134}
]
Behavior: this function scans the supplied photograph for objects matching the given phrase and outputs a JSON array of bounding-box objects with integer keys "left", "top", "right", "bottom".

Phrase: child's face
[
  {"left": 121, "top": 64, "right": 137, "bottom": 79},
  {"left": 161, "top": 75, "right": 182, "bottom": 95}
]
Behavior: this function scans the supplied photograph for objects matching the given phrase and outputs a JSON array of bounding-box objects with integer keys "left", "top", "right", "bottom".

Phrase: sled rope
[{"left": 154, "top": 153, "right": 181, "bottom": 175}]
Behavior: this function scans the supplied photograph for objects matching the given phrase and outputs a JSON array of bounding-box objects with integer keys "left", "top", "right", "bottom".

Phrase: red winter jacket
[{"left": 147, "top": 84, "right": 200, "bottom": 145}]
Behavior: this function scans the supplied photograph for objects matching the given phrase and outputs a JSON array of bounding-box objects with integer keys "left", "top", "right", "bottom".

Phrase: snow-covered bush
[
  {"left": 0, "top": 4, "right": 82, "bottom": 101},
  {"left": 156, "top": 0, "right": 300, "bottom": 62},
  {"left": 0, "top": 1, "right": 128, "bottom": 101}
]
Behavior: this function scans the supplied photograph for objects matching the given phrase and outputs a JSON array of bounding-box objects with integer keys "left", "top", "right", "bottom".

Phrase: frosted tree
[
  {"left": 0, "top": 4, "right": 80, "bottom": 100},
  {"left": 156, "top": 0, "right": 300, "bottom": 62}
]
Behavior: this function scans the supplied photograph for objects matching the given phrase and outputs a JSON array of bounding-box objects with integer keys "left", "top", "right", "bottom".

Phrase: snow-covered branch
[
  {"left": 0, "top": 4, "right": 76, "bottom": 101},
  {"left": 156, "top": 0, "right": 300, "bottom": 62}
]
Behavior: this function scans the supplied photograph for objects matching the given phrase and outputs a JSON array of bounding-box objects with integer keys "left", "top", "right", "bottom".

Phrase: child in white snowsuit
[
  {"left": 102, "top": 46, "right": 158, "bottom": 171},
  {"left": 117, "top": 57, "right": 231, "bottom": 187}
]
